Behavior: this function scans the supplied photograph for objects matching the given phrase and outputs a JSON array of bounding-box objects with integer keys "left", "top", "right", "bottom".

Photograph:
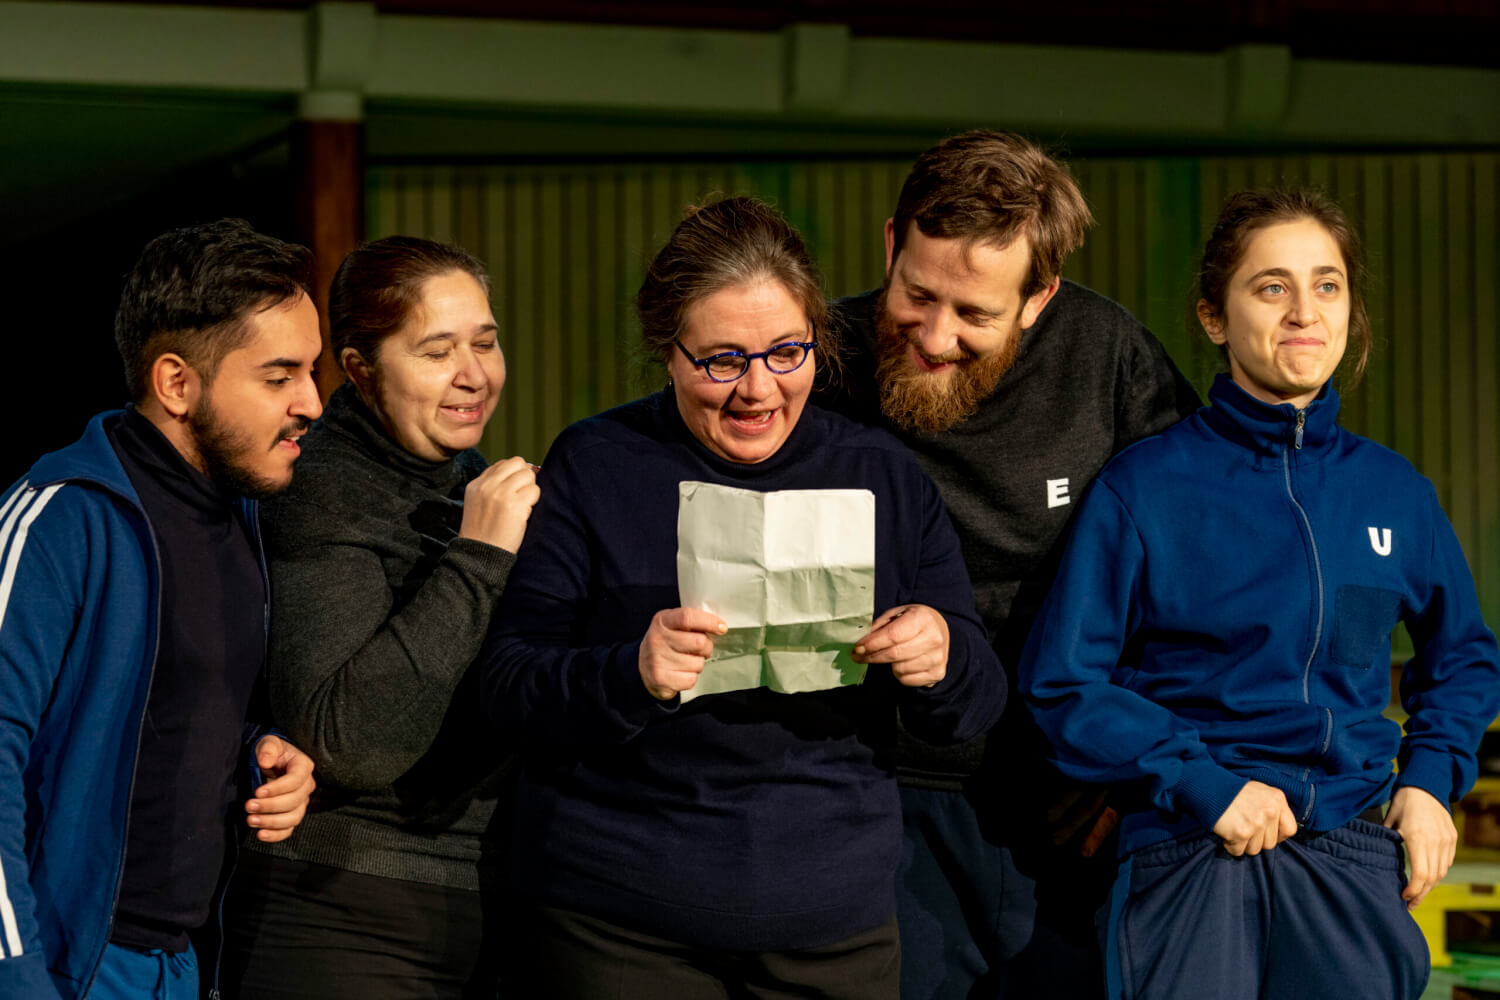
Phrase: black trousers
[
  {"left": 220, "top": 850, "right": 507, "bottom": 999},
  {"left": 511, "top": 900, "right": 900, "bottom": 1000}
]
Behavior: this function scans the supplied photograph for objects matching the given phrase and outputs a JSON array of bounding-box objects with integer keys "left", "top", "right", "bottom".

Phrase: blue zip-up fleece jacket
[
  {"left": 1020, "top": 375, "right": 1500, "bottom": 853},
  {"left": 0, "top": 413, "right": 262, "bottom": 1000}
]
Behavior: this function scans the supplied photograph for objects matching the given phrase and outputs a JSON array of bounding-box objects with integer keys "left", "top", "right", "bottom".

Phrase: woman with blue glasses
[{"left": 480, "top": 196, "right": 1004, "bottom": 998}]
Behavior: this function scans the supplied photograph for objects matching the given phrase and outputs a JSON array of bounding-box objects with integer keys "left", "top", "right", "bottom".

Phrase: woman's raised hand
[
  {"left": 1212, "top": 780, "right": 1298, "bottom": 856},
  {"left": 639, "top": 608, "right": 728, "bottom": 701},
  {"left": 1385, "top": 785, "right": 1458, "bottom": 909},
  {"left": 459, "top": 456, "right": 540, "bottom": 553},
  {"left": 853, "top": 604, "right": 951, "bottom": 688}
]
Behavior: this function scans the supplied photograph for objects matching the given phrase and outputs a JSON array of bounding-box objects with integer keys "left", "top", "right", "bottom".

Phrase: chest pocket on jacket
[{"left": 1331, "top": 584, "right": 1403, "bottom": 668}]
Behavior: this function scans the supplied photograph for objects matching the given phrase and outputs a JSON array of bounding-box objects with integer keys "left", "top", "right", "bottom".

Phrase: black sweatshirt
[
  {"left": 248, "top": 384, "right": 516, "bottom": 889},
  {"left": 108, "top": 407, "right": 266, "bottom": 952},
  {"left": 819, "top": 282, "right": 1201, "bottom": 790}
]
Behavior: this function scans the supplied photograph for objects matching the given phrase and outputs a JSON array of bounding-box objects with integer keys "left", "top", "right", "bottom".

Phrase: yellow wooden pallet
[{"left": 1412, "top": 864, "right": 1500, "bottom": 967}]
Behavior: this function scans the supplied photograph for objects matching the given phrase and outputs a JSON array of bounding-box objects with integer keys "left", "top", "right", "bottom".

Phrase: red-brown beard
[{"left": 873, "top": 289, "right": 1019, "bottom": 433}]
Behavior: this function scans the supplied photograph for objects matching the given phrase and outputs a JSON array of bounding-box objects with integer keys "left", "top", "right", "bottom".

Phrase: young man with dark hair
[
  {"left": 0, "top": 218, "right": 322, "bottom": 1000},
  {"left": 819, "top": 130, "right": 1202, "bottom": 999}
]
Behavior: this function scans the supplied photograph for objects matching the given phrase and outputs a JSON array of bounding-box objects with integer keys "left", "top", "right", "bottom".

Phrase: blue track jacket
[
  {"left": 0, "top": 412, "right": 263, "bottom": 1000},
  {"left": 1020, "top": 375, "right": 1500, "bottom": 851}
]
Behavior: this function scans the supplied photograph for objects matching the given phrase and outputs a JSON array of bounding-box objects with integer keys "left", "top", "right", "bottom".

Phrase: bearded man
[
  {"left": 0, "top": 219, "right": 321, "bottom": 1000},
  {"left": 819, "top": 131, "right": 1201, "bottom": 999}
]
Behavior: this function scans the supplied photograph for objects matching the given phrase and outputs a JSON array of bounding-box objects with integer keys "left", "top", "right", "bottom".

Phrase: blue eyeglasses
[{"left": 674, "top": 331, "right": 817, "bottom": 383}]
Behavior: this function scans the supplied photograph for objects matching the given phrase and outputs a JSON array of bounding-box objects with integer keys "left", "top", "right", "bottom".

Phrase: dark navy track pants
[
  {"left": 896, "top": 785, "right": 1113, "bottom": 999},
  {"left": 1106, "top": 819, "right": 1430, "bottom": 1000}
]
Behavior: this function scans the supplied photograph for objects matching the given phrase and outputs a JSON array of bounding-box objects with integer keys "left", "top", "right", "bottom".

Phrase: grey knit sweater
[{"left": 248, "top": 384, "right": 516, "bottom": 889}]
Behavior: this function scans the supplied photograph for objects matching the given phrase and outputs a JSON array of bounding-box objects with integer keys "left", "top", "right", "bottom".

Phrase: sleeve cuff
[
  {"left": 1169, "top": 757, "right": 1249, "bottom": 830},
  {"left": 1395, "top": 747, "right": 1460, "bottom": 805},
  {"left": 444, "top": 537, "right": 518, "bottom": 590},
  {"left": 605, "top": 641, "right": 679, "bottom": 733},
  {"left": 890, "top": 617, "right": 1005, "bottom": 745}
]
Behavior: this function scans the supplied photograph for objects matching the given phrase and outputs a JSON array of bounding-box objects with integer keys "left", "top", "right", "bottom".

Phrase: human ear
[
  {"left": 883, "top": 218, "right": 897, "bottom": 277},
  {"left": 1197, "top": 300, "right": 1227, "bottom": 345},
  {"left": 342, "top": 348, "right": 376, "bottom": 403},
  {"left": 1020, "top": 277, "right": 1062, "bottom": 329},
  {"left": 148, "top": 353, "right": 200, "bottom": 419}
]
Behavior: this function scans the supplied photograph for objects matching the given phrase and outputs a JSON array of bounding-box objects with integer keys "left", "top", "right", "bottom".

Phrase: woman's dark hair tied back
[
  {"left": 1197, "top": 188, "right": 1371, "bottom": 383},
  {"left": 330, "top": 236, "right": 490, "bottom": 371},
  {"left": 636, "top": 196, "right": 837, "bottom": 376}
]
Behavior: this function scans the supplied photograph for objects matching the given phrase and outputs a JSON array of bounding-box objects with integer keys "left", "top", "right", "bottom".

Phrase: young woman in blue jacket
[{"left": 1019, "top": 189, "right": 1500, "bottom": 1000}]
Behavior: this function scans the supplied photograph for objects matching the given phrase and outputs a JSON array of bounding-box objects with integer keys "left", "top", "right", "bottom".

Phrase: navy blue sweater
[
  {"left": 109, "top": 408, "right": 265, "bottom": 952},
  {"left": 481, "top": 390, "right": 1004, "bottom": 951},
  {"left": 1020, "top": 375, "right": 1500, "bottom": 852}
]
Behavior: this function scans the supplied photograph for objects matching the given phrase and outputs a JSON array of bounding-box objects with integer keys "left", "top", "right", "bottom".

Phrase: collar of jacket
[
  {"left": 28, "top": 409, "right": 261, "bottom": 536},
  {"left": 30, "top": 409, "right": 140, "bottom": 501},
  {"left": 1201, "top": 372, "right": 1341, "bottom": 457}
]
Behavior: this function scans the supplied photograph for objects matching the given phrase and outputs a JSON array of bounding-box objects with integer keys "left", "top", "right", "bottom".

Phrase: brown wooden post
[{"left": 293, "top": 119, "right": 363, "bottom": 402}]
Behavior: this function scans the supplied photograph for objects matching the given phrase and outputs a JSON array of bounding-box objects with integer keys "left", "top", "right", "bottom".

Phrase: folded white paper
[{"left": 676, "top": 481, "right": 876, "bottom": 701}]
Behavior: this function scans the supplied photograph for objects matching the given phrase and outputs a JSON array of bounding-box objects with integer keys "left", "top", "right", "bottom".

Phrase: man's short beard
[
  {"left": 874, "top": 290, "right": 1019, "bottom": 434},
  {"left": 188, "top": 396, "right": 302, "bottom": 500}
]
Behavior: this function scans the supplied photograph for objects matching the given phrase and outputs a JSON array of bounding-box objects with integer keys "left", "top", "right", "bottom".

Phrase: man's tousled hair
[
  {"left": 115, "top": 218, "right": 312, "bottom": 401},
  {"left": 891, "top": 130, "right": 1093, "bottom": 299}
]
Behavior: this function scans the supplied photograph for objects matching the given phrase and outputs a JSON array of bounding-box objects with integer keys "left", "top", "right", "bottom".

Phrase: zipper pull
[{"left": 1294, "top": 409, "right": 1306, "bottom": 450}]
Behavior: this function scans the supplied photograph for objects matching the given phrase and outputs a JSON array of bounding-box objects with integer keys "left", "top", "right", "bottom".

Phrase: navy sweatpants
[
  {"left": 1106, "top": 819, "right": 1429, "bottom": 1000},
  {"left": 896, "top": 785, "right": 1113, "bottom": 999}
]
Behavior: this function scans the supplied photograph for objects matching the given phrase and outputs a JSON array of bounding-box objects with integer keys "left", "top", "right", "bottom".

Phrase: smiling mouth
[
  {"left": 912, "top": 354, "right": 954, "bottom": 374},
  {"left": 273, "top": 420, "right": 310, "bottom": 452},
  {"left": 725, "top": 408, "right": 777, "bottom": 430},
  {"left": 907, "top": 340, "right": 966, "bottom": 373},
  {"left": 441, "top": 402, "right": 487, "bottom": 421}
]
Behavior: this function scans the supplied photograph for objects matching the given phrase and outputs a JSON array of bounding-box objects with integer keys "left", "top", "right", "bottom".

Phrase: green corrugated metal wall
[
  {"left": 366, "top": 160, "right": 911, "bottom": 453},
  {"left": 366, "top": 151, "right": 1500, "bottom": 631}
]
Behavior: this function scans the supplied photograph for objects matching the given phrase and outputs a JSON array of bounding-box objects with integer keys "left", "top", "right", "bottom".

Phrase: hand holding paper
[
  {"left": 639, "top": 607, "right": 728, "bottom": 701},
  {"left": 853, "top": 604, "right": 950, "bottom": 688},
  {"left": 676, "top": 481, "right": 876, "bottom": 701}
]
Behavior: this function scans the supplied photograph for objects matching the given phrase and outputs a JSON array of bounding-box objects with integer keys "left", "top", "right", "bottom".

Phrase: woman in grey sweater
[{"left": 222, "top": 237, "right": 538, "bottom": 998}]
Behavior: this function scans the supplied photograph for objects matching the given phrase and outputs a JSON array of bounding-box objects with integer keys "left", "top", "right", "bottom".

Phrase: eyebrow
[
  {"left": 689, "top": 336, "right": 802, "bottom": 356},
  {"left": 897, "top": 261, "right": 1010, "bottom": 316},
  {"left": 958, "top": 303, "right": 1004, "bottom": 320},
  {"left": 897, "top": 268, "right": 937, "bottom": 301},
  {"left": 412, "top": 324, "right": 499, "bottom": 349},
  {"left": 901, "top": 274, "right": 931, "bottom": 296},
  {"left": 1245, "top": 265, "right": 1346, "bottom": 283},
  {"left": 903, "top": 278, "right": 1006, "bottom": 320},
  {"left": 256, "top": 357, "right": 309, "bottom": 371}
]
